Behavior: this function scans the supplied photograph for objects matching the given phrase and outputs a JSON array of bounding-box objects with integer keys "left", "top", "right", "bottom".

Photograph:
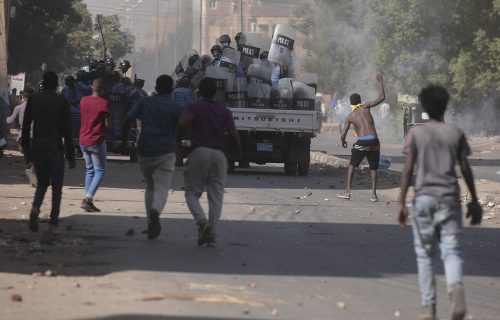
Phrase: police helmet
[
  {"left": 235, "top": 32, "right": 246, "bottom": 44},
  {"left": 210, "top": 45, "right": 222, "bottom": 54},
  {"left": 89, "top": 59, "right": 98, "bottom": 71},
  {"left": 219, "top": 34, "right": 231, "bottom": 46},
  {"left": 105, "top": 57, "right": 115, "bottom": 70},
  {"left": 119, "top": 60, "right": 131, "bottom": 72},
  {"left": 96, "top": 62, "right": 107, "bottom": 72}
]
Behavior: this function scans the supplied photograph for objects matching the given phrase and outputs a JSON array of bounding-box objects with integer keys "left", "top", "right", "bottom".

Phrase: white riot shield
[
  {"left": 225, "top": 77, "right": 248, "bottom": 108},
  {"left": 268, "top": 25, "right": 296, "bottom": 67},
  {"left": 205, "top": 66, "right": 228, "bottom": 103},
  {"left": 271, "top": 78, "right": 294, "bottom": 110},
  {"left": 172, "top": 49, "right": 199, "bottom": 81},
  {"left": 247, "top": 83, "right": 271, "bottom": 109},
  {"left": 247, "top": 63, "right": 272, "bottom": 109},
  {"left": 237, "top": 33, "right": 261, "bottom": 74},
  {"left": 219, "top": 47, "right": 240, "bottom": 90},
  {"left": 292, "top": 81, "right": 316, "bottom": 111},
  {"left": 247, "top": 63, "right": 272, "bottom": 85}
]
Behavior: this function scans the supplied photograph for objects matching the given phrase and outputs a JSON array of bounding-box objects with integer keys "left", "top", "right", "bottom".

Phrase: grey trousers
[
  {"left": 138, "top": 152, "right": 175, "bottom": 221},
  {"left": 184, "top": 147, "right": 227, "bottom": 236}
]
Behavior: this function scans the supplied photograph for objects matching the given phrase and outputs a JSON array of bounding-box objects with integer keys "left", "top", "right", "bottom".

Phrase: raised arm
[{"left": 364, "top": 74, "right": 385, "bottom": 108}]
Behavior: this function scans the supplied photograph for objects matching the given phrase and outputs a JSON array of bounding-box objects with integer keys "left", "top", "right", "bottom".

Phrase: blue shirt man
[
  {"left": 125, "top": 81, "right": 183, "bottom": 158},
  {"left": 122, "top": 75, "right": 183, "bottom": 240}
]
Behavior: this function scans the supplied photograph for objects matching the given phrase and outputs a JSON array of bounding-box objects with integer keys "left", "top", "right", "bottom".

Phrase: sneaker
[
  {"left": 419, "top": 304, "right": 436, "bottom": 320},
  {"left": 450, "top": 283, "right": 466, "bottom": 320},
  {"left": 206, "top": 233, "right": 217, "bottom": 247},
  {"left": 147, "top": 209, "right": 161, "bottom": 240},
  {"left": 29, "top": 207, "right": 40, "bottom": 232},
  {"left": 197, "top": 220, "right": 210, "bottom": 246},
  {"left": 81, "top": 198, "right": 101, "bottom": 212},
  {"left": 370, "top": 194, "right": 379, "bottom": 202},
  {"left": 337, "top": 191, "right": 351, "bottom": 199}
]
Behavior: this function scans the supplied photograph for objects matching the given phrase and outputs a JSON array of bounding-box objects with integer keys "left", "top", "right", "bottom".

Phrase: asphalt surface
[
  {"left": 0, "top": 129, "right": 499, "bottom": 320},
  {"left": 313, "top": 129, "right": 500, "bottom": 184}
]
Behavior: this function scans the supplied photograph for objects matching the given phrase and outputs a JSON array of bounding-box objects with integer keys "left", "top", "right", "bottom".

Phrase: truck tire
[
  {"left": 298, "top": 162, "right": 309, "bottom": 176},
  {"left": 284, "top": 162, "right": 297, "bottom": 176}
]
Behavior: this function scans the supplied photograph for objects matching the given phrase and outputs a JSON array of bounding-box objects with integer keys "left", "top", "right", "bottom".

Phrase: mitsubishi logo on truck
[{"left": 233, "top": 115, "right": 301, "bottom": 123}]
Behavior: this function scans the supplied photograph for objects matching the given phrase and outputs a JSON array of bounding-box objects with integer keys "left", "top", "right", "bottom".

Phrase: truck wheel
[
  {"left": 129, "top": 148, "right": 137, "bottom": 162},
  {"left": 298, "top": 162, "right": 309, "bottom": 176},
  {"left": 227, "top": 160, "right": 235, "bottom": 173},
  {"left": 284, "top": 162, "right": 297, "bottom": 176}
]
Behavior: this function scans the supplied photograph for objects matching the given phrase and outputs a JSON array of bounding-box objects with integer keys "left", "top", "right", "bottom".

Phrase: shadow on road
[
  {"left": 77, "top": 315, "right": 272, "bottom": 320},
  {"left": 1, "top": 216, "right": 498, "bottom": 279}
]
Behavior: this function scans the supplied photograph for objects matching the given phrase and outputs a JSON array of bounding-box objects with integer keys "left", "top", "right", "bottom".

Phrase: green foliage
[
  {"left": 93, "top": 15, "right": 134, "bottom": 61},
  {"left": 292, "top": 0, "right": 500, "bottom": 107},
  {"left": 8, "top": 0, "right": 82, "bottom": 75},
  {"left": 8, "top": 0, "right": 134, "bottom": 83}
]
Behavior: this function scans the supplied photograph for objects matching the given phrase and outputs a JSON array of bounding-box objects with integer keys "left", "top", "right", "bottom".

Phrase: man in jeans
[
  {"left": 21, "top": 71, "right": 75, "bottom": 234},
  {"left": 122, "top": 75, "right": 183, "bottom": 239},
  {"left": 177, "top": 78, "right": 242, "bottom": 247},
  {"left": 398, "top": 84, "right": 482, "bottom": 320},
  {"left": 79, "top": 78, "right": 110, "bottom": 212}
]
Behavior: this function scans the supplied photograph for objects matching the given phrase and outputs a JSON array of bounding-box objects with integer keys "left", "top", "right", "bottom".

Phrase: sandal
[{"left": 337, "top": 191, "right": 351, "bottom": 199}]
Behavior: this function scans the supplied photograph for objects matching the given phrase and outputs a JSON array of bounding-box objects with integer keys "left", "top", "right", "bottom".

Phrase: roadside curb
[{"left": 310, "top": 151, "right": 349, "bottom": 167}]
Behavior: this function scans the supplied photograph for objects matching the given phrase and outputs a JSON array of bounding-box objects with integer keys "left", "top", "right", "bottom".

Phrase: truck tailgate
[{"left": 231, "top": 108, "right": 322, "bottom": 133}]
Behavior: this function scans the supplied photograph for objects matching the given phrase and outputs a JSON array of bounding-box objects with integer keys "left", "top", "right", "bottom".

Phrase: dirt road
[{"left": 0, "top": 128, "right": 499, "bottom": 320}]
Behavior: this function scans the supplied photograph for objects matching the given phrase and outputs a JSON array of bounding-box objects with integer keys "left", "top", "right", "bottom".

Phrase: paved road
[
  {"left": 313, "top": 130, "right": 500, "bottom": 183},
  {"left": 1, "top": 155, "right": 499, "bottom": 320}
]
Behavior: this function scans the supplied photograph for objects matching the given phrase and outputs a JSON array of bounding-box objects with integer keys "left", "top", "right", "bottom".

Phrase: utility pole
[
  {"left": 0, "top": 0, "right": 9, "bottom": 87},
  {"left": 174, "top": 0, "right": 178, "bottom": 64},
  {"left": 199, "top": 0, "right": 202, "bottom": 53},
  {"left": 154, "top": 0, "right": 159, "bottom": 80},
  {"left": 240, "top": 0, "right": 243, "bottom": 32}
]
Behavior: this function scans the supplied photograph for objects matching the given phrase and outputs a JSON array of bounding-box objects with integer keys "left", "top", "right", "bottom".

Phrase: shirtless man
[{"left": 338, "top": 74, "right": 385, "bottom": 202}]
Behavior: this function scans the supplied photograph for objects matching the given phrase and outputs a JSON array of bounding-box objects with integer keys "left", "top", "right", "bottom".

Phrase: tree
[
  {"left": 291, "top": 0, "right": 499, "bottom": 108},
  {"left": 93, "top": 15, "right": 134, "bottom": 62},
  {"left": 8, "top": 0, "right": 83, "bottom": 76},
  {"left": 8, "top": 0, "right": 134, "bottom": 85}
]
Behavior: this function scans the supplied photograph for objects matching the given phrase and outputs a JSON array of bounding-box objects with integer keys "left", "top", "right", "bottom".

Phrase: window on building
[
  {"left": 209, "top": 0, "right": 217, "bottom": 9},
  {"left": 250, "top": 22, "right": 257, "bottom": 32}
]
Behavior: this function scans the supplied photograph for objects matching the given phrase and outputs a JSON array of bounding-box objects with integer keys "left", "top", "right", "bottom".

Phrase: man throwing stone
[{"left": 338, "top": 74, "right": 385, "bottom": 202}]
